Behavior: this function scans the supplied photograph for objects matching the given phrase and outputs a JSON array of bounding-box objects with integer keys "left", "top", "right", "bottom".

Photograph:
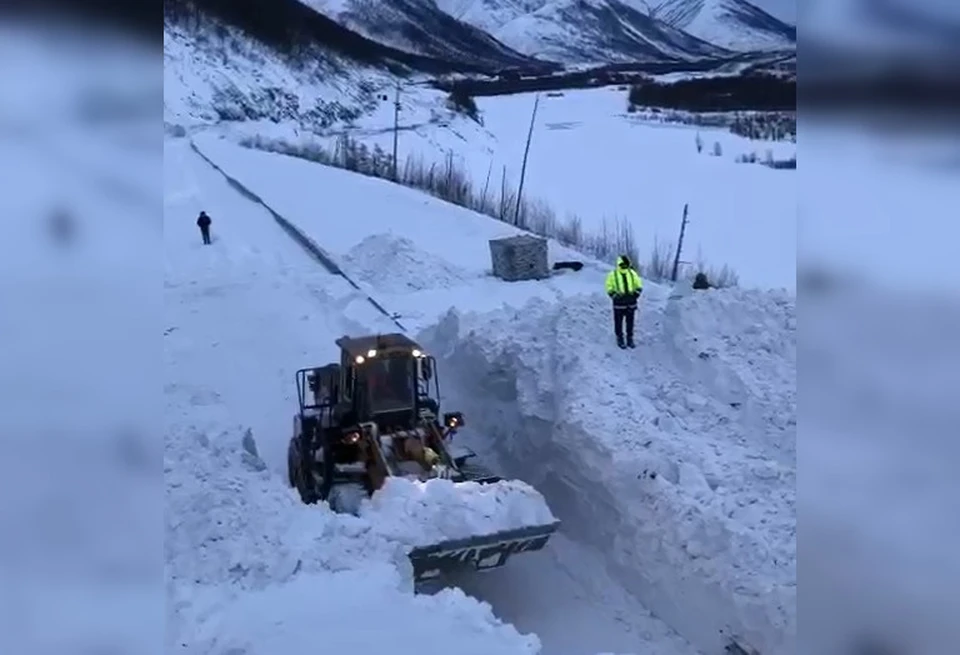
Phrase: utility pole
[
  {"left": 514, "top": 93, "right": 540, "bottom": 226},
  {"left": 670, "top": 203, "right": 689, "bottom": 282},
  {"left": 392, "top": 81, "right": 401, "bottom": 182}
]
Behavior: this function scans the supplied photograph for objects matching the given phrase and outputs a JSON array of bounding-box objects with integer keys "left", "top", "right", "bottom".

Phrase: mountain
[
  {"left": 641, "top": 0, "right": 795, "bottom": 51},
  {"left": 300, "top": 0, "right": 554, "bottom": 71},
  {"left": 433, "top": 0, "right": 551, "bottom": 33},
  {"left": 447, "top": 0, "right": 730, "bottom": 65}
]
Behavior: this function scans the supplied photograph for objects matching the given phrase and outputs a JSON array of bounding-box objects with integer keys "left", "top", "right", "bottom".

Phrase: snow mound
[
  {"left": 185, "top": 564, "right": 541, "bottom": 655},
  {"left": 165, "top": 404, "right": 545, "bottom": 653},
  {"left": 363, "top": 477, "right": 557, "bottom": 547},
  {"left": 418, "top": 288, "right": 796, "bottom": 655},
  {"left": 342, "top": 233, "right": 475, "bottom": 293},
  {"left": 164, "top": 417, "right": 408, "bottom": 593}
]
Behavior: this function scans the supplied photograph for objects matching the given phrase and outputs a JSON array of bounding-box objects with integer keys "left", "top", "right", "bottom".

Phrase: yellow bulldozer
[{"left": 287, "top": 333, "right": 559, "bottom": 583}]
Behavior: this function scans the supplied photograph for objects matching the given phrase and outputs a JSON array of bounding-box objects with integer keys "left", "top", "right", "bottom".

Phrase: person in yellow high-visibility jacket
[{"left": 604, "top": 254, "right": 643, "bottom": 349}]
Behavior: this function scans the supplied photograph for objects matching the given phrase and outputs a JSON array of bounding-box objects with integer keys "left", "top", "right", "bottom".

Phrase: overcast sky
[{"left": 750, "top": 0, "right": 795, "bottom": 24}]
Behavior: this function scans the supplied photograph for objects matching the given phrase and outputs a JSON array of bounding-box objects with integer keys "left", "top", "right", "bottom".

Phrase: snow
[
  {"left": 164, "top": 16, "right": 795, "bottom": 291},
  {"left": 185, "top": 566, "right": 541, "bottom": 654},
  {"left": 186, "top": 134, "right": 796, "bottom": 654},
  {"left": 365, "top": 478, "right": 557, "bottom": 547},
  {"left": 193, "top": 83, "right": 797, "bottom": 293},
  {"left": 642, "top": 0, "right": 794, "bottom": 52},
  {"left": 342, "top": 234, "right": 476, "bottom": 292},
  {"left": 417, "top": 289, "right": 796, "bottom": 655},
  {"left": 163, "top": 14, "right": 797, "bottom": 651},
  {"left": 164, "top": 136, "right": 562, "bottom": 654}
]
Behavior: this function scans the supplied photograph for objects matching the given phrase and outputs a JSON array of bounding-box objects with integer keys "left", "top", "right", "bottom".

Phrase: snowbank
[
  {"left": 184, "top": 564, "right": 541, "bottom": 655},
  {"left": 363, "top": 478, "right": 557, "bottom": 547},
  {"left": 164, "top": 416, "right": 543, "bottom": 655},
  {"left": 418, "top": 288, "right": 796, "bottom": 655}
]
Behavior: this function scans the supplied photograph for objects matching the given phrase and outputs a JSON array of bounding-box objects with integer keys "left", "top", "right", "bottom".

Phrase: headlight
[
  {"left": 355, "top": 355, "right": 365, "bottom": 364},
  {"left": 366, "top": 349, "right": 377, "bottom": 358}
]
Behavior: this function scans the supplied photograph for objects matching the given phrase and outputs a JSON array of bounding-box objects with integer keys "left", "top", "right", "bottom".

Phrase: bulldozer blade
[{"left": 409, "top": 520, "right": 560, "bottom": 583}]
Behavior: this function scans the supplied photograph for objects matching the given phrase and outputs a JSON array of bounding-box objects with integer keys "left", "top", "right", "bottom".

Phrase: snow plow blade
[{"left": 409, "top": 520, "right": 561, "bottom": 583}]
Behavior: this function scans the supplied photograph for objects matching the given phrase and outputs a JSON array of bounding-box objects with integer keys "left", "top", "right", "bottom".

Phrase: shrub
[{"left": 447, "top": 88, "right": 481, "bottom": 124}]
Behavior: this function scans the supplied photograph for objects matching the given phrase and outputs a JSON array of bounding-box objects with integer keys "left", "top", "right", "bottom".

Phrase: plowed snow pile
[
  {"left": 419, "top": 287, "right": 796, "bottom": 655},
  {"left": 342, "top": 233, "right": 476, "bottom": 292},
  {"left": 164, "top": 403, "right": 545, "bottom": 655},
  {"left": 367, "top": 478, "right": 556, "bottom": 546}
]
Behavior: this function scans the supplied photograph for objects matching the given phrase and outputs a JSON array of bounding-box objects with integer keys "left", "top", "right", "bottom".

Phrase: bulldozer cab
[{"left": 336, "top": 334, "right": 441, "bottom": 432}]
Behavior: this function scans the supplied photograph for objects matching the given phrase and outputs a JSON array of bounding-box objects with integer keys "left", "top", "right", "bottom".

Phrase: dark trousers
[
  {"left": 613, "top": 306, "right": 636, "bottom": 343},
  {"left": 200, "top": 226, "right": 211, "bottom": 244}
]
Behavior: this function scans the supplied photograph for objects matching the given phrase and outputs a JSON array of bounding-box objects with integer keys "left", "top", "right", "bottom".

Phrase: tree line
[{"left": 628, "top": 72, "right": 796, "bottom": 112}]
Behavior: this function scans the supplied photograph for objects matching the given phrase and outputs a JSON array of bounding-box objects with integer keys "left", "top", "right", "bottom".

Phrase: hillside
[
  {"left": 299, "top": 0, "right": 555, "bottom": 71},
  {"left": 430, "top": 0, "right": 792, "bottom": 61},
  {"left": 164, "top": 0, "right": 478, "bottom": 135},
  {"left": 644, "top": 0, "right": 796, "bottom": 51},
  {"left": 491, "top": 0, "right": 729, "bottom": 64},
  {"left": 165, "top": 0, "right": 544, "bottom": 75}
]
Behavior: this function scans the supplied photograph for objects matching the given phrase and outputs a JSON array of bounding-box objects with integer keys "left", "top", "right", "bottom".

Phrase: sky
[{"left": 750, "top": 0, "right": 795, "bottom": 24}]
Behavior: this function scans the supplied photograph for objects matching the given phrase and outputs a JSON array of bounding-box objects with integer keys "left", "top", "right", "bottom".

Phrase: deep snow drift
[{"left": 418, "top": 288, "right": 797, "bottom": 655}]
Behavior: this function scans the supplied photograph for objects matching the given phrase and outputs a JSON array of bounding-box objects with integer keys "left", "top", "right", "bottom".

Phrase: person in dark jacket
[
  {"left": 604, "top": 254, "right": 643, "bottom": 349},
  {"left": 196, "top": 211, "right": 212, "bottom": 245},
  {"left": 692, "top": 272, "right": 711, "bottom": 290}
]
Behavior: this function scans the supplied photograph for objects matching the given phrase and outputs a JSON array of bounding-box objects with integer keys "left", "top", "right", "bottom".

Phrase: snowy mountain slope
[
  {"left": 167, "top": 0, "right": 531, "bottom": 76},
  {"left": 188, "top": 134, "right": 797, "bottom": 655},
  {"left": 434, "top": 0, "right": 551, "bottom": 33},
  {"left": 451, "top": 0, "right": 724, "bottom": 64},
  {"left": 492, "top": 0, "right": 730, "bottom": 64},
  {"left": 164, "top": 20, "right": 384, "bottom": 129},
  {"left": 642, "top": 0, "right": 796, "bottom": 51},
  {"left": 299, "top": 0, "right": 554, "bottom": 72},
  {"left": 165, "top": 15, "right": 477, "bottom": 143}
]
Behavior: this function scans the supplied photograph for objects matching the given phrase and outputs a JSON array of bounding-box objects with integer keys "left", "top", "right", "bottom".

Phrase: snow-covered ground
[
  {"left": 202, "top": 86, "right": 796, "bottom": 291},
  {"left": 184, "top": 132, "right": 796, "bottom": 654},
  {"left": 469, "top": 88, "right": 795, "bottom": 293},
  {"left": 164, "top": 17, "right": 796, "bottom": 291},
  {"left": 164, "top": 136, "right": 579, "bottom": 655}
]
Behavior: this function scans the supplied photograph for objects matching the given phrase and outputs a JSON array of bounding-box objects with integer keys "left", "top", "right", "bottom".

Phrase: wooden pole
[
  {"left": 514, "top": 93, "right": 540, "bottom": 225},
  {"left": 670, "top": 203, "right": 689, "bottom": 282},
  {"left": 392, "top": 81, "right": 401, "bottom": 181}
]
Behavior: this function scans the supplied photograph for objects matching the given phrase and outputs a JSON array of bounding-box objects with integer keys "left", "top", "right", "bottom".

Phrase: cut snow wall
[{"left": 419, "top": 292, "right": 796, "bottom": 655}]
